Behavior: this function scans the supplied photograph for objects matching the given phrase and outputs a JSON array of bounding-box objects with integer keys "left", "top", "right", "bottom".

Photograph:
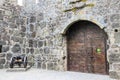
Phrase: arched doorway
[{"left": 66, "top": 20, "right": 109, "bottom": 74}]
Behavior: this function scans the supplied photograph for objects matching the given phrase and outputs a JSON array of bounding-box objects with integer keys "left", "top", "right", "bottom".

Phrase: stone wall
[
  {"left": 0, "top": 0, "right": 120, "bottom": 80},
  {"left": 0, "top": 0, "right": 66, "bottom": 70},
  {"left": 0, "top": 0, "right": 21, "bottom": 68}
]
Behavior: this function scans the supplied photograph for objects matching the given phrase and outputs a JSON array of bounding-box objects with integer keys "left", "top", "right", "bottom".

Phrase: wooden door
[{"left": 67, "top": 21, "right": 108, "bottom": 74}]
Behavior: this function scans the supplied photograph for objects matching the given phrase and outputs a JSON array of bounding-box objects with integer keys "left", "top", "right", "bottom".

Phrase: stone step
[{"left": 6, "top": 66, "right": 31, "bottom": 72}]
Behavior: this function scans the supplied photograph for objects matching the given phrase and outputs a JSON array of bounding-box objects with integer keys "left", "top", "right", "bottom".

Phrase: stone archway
[{"left": 65, "top": 20, "right": 109, "bottom": 74}]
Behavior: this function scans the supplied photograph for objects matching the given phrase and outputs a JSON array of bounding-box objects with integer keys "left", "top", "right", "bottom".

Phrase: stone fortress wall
[{"left": 0, "top": 0, "right": 120, "bottom": 79}]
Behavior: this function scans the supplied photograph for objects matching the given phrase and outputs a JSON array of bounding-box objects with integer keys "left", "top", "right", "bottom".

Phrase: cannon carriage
[{"left": 10, "top": 55, "right": 28, "bottom": 68}]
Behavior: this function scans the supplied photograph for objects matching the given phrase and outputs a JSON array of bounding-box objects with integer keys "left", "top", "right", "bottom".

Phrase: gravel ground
[{"left": 0, "top": 69, "right": 111, "bottom": 80}]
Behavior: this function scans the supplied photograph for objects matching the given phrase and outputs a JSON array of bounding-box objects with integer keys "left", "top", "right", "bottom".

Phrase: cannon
[{"left": 10, "top": 55, "right": 27, "bottom": 68}]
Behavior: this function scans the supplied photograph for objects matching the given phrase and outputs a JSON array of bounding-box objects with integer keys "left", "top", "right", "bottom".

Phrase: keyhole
[{"left": 114, "top": 29, "right": 118, "bottom": 32}]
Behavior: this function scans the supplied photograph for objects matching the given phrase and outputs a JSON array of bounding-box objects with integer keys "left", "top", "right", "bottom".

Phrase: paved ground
[{"left": 0, "top": 69, "right": 111, "bottom": 80}]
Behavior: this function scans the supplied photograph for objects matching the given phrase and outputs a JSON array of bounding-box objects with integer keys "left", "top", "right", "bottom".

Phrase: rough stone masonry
[{"left": 0, "top": 0, "right": 120, "bottom": 80}]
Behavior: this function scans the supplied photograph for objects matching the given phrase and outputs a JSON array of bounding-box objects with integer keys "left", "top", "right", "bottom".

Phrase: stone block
[
  {"left": 0, "top": 14, "right": 3, "bottom": 20},
  {"left": 112, "top": 23, "right": 120, "bottom": 28},
  {"left": 0, "top": 59, "right": 5, "bottom": 64},
  {"left": 47, "top": 63, "right": 54, "bottom": 70},
  {"left": 38, "top": 41, "right": 43, "bottom": 47},
  {"left": 39, "top": 48, "right": 43, "bottom": 53},
  {"left": 66, "top": 12, "right": 72, "bottom": 19},
  {"left": 29, "top": 40, "right": 33, "bottom": 47},
  {"left": 109, "top": 71, "right": 119, "bottom": 79},
  {"left": 6, "top": 53, "right": 12, "bottom": 60},
  {"left": 26, "top": 48, "right": 29, "bottom": 53},
  {"left": 33, "top": 40, "right": 37, "bottom": 48},
  {"left": 20, "top": 19, "right": 25, "bottom": 25},
  {"left": 30, "top": 16, "right": 36, "bottom": 23},
  {"left": 2, "top": 35, "right": 10, "bottom": 41},
  {"left": 4, "top": 63, "right": 9, "bottom": 68},
  {"left": 5, "top": 10, "right": 12, "bottom": 15},
  {"left": 37, "top": 13, "right": 44, "bottom": 22},
  {"left": 2, "top": 46, "right": 9, "bottom": 52},
  {"left": 20, "top": 32, "right": 25, "bottom": 37},
  {"left": 0, "top": 10, "right": 2, "bottom": 15},
  {"left": 2, "top": 21, "right": 8, "bottom": 27},
  {"left": 19, "top": 38, "right": 23, "bottom": 44},
  {"left": 29, "top": 24, "right": 34, "bottom": 32},
  {"left": 109, "top": 53, "right": 120, "bottom": 58},
  {"left": 9, "top": 23, "right": 17, "bottom": 28},
  {"left": 39, "top": 22, "right": 46, "bottom": 29},
  {"left": 0, "top": 41, "right": 6, "bottom": 45},
  {"left": 0, "top": 28, "right": 5, "bottom": 34},
  {"left": 42, "top": 63, "right": 46, "bottom": 69},
  {"left": 29, "top": 48, "right": 34, "bottom": 54},
  {"left": 0, "top": 64, "right": 3, "bottom": 69},
  {"left": 0, "top": 54, "right": 5, "bottom": 57},
  {"left": 31, "top": 32, "right": 36, "bottom": 38},
  {"left": 12, "top": 44, "right": 21, "bottom": 53},
  {"left": 37, "top": 62, "right": 41, "bottom": 68},
  {"left": 27, "top": 55, "right": 34, "bottom": 64},
  {"left": 110, "top": 14, "right": 120, "bottom": 22},
  {"left": 35, "top": 22, "right": 40, "bottom": 27},
  {"left": 109, "top": 54, "right": 120, "bottom": 63},
  {"left": 113, "top": 63, "right": 120, "bottom": 71},
  {"left": 44, "top": 47, "right": 49, "bottom": 54},
  {"left": 12, "top": 30, "right": 20, "bottom": 36},
  {"left": 26, "top": 33, "right": 30, "bottom": 38},
  {"left": 21, "top": 25, "right": 26, "bottom": 32},
  {"left": 9, "top": 17, "right": 15, "bottom": 23},
  {"left": 16, "top": 19, "right": 20, "bottom": 25},
  {"left": 114, "top": 32, "right": 120, "bottom": 43},
  {"left": 22, "top": 48, "right": 25, "bottom": 53}
]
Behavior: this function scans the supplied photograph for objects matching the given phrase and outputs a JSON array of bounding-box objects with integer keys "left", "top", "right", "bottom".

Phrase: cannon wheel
[
  {"left": 23, "top": 56, "right": 27, "bottom": 68},
  {"left": 10, "top": 57, "right": 14, "bottom": 68}
]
